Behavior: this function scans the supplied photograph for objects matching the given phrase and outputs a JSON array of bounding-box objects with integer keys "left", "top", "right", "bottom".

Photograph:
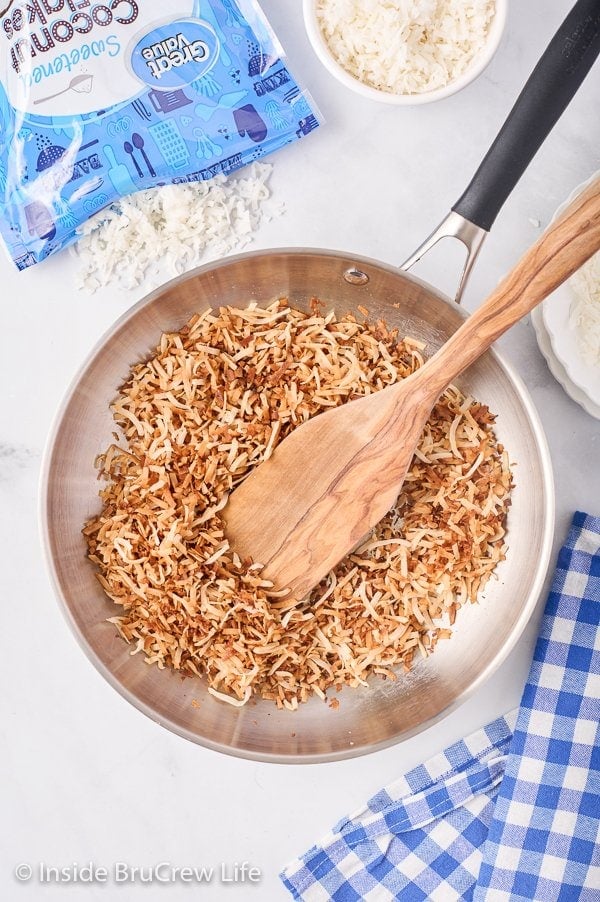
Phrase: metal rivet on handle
[{"left": 343, "top": 267, "right": 369, "bottom": 286}]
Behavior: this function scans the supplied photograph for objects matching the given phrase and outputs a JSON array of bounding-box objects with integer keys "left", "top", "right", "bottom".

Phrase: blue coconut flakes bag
[{"left": 0, "top": 0, "right": 321, "bottom": 270}]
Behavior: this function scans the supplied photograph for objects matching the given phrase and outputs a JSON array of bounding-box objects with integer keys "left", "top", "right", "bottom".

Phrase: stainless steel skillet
[{"left": 41, "top": 1, "right": 600, "bottom": 762}]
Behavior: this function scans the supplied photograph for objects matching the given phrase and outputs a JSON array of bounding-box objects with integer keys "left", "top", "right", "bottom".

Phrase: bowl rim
[
  {"left": 531, "top": 307, "right": 600, "bottom": 421},
  {"left": 39, "top": 246, "right": 555, "bottom": 763},
  {"left": 302, "top": 0, "right": 508, "bottom": 105}
]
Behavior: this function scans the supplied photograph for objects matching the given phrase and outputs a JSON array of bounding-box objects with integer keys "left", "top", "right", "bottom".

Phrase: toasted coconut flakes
[
  {"left": 208, "top": 686, "right": 252, "bottom": 706},
  {"left": 85, "top": 300, "right": 512, "bottom": 708}
]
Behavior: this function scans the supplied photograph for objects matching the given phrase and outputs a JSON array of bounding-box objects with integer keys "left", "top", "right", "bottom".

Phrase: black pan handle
[{"left": 453, "top": 0, "right": 600, "bottom": 231}]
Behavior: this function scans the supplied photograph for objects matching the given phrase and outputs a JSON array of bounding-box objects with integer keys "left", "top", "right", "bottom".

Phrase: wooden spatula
[{"left": 223, "top": 179, "right": 600, "bottom": 600}]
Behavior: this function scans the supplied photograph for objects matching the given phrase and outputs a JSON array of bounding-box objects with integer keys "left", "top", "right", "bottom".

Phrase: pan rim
[{"left": 39, "top": 248, "right": 555, "bottom": 763}]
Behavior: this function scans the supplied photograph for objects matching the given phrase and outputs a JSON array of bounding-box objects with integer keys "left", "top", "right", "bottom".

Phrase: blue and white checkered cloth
[{"left": 281, "top": 512, "right": 600, "bottom": 901}]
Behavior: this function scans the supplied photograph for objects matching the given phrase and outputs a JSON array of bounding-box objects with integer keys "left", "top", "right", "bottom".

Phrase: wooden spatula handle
[{"left": 422, "top": 178, "right": 600, "bottom": 399}]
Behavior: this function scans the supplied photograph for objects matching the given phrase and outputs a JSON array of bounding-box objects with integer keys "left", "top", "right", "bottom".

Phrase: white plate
[
  {"left": 539, "top": 173, "right": 600, "bottom": 414},
  {"left": 532, "top": 306, "right": 600, "bottom": 420}
]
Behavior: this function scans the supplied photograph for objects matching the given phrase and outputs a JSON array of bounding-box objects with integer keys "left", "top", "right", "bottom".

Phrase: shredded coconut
[
  {"left": 570, "top": 251, "right": 600, "bottom": 367},
  {"left": 73, "top": 163, "right": 283, "bottom": 293},
  {"left": 316, "top": 0, "right": 496, "bottom": 95},
  {"left": 84, "top": 300, "right": 512, "bottom": 709}
]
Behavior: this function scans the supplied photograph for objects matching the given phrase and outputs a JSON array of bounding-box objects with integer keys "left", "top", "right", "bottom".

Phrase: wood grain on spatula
[{"left": 223, "top": 179, "right": 600, "bottom": 600}]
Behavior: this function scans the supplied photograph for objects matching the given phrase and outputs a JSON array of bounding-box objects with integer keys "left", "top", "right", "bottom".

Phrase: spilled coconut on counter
[
  {"left": 73, "top": 163, "right": 283, "bottom": 292},
  {"left": 83, "top": 300, "right": 513, "bottom": 709}
]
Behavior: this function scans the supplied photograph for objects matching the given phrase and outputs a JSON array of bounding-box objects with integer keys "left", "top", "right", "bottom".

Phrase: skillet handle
[
  {"left": 401, "top": 0, "right": 600, "bottom": 303},
  {"left": 453, "top": 0, "right": 600, "bottom": 231}
]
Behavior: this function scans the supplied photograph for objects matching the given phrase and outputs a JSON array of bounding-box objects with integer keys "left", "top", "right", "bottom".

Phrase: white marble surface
[{"left": 1, "top": 1, "right": 599, "bottom": 899}]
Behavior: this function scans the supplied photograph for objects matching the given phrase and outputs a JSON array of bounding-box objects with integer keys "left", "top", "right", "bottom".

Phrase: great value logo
[{"left": 130, "top": 18, "right": 219, "bottom": 89}]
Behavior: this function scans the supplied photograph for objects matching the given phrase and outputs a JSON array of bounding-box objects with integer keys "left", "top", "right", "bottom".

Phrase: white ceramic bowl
[
  {"left": 303, "top": 0, "right": 507, "bottom": 105},
  {"left": 540, "top": 172, "right": 600, "bottom": 417},
  {"left": 531, "top": 307, "right": 600, "bottom": 421}
]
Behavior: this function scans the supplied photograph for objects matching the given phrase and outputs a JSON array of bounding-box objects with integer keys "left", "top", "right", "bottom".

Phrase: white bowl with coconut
[
  {"left": 303, "top": 0, "right": 508, "bottom": 104},
  {"left": 538, "top": 172, "right": 600, "bottom": 418}
]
